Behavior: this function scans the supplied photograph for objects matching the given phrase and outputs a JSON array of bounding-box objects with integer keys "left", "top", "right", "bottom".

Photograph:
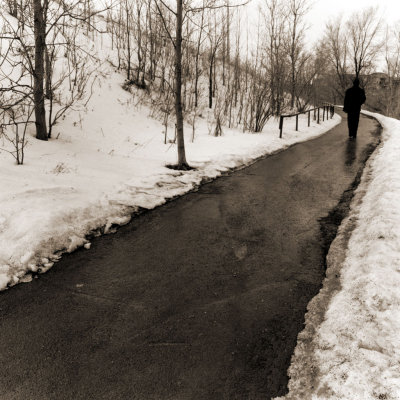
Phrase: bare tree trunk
[
  {"left": 289, "top": 15, "right": 297, "bottom": 109},
  {"left": 175, "top": 0, "right": 188, "bottom": 168},
  {"left": 209, "top": 53, "right": 214, "bottom": 108},
  {"left": 34, "top": 0, "right": 47, "bottom": 141},
  {"left": 226, "top": 0, "right": 230, "bottom": 72},
  {"left": 45, "top": 45, "right": 54, "bottom": 138},
  {"left": 141, "top": 6, "right": 148, "bottom": 87},
  {"left": 136, "top": 4, "right": 142, "bottom": 83},
  {"left": 125, "top": 0, "right": 131, "bottom": 80},
  {"left": 213, "top": 55, "right": 217, "bottom": 97},
  {"left": 45, "top": 45, "right": 52, "bottom": 99},
  {"left": 222, "top": 25, "right": 226, "bottom": 86},
  {"left": 147, "top": 3, "right": 155, "bottom": 81},
  {"left": 194, "top": 6, "right": 204, "bottom": 108}
]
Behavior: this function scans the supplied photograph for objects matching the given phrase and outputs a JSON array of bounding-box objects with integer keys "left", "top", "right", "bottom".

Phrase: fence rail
[{"left": 279, "top": 104, "right": 335, "bottom": 138}]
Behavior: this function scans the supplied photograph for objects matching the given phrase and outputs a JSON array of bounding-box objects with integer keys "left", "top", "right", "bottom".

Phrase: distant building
[{"left": 368, "top": 72, "right": 389, "bottom": 88}]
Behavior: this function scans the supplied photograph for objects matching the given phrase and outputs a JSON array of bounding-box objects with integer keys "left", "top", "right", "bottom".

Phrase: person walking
[{"left": 343, "top": 78, "right": 366, "bottom": 139}]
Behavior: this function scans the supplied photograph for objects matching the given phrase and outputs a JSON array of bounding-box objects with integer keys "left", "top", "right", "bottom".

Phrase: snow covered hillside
[
  {"left": 0, "top": 57, "right": 340, "bottom": 290},
  {"left": 275, "top": 111, "right": 400, "bottom": 400}
]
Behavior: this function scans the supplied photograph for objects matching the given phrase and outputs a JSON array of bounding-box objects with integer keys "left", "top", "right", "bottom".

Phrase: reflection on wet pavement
[{"left": 345, "top": 139, "right": 357, "bottom": 166}]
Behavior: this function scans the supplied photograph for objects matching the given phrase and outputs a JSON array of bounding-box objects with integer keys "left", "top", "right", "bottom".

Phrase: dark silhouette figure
[{"left": 343, "top": 78, "right": 366, "bottom": 139}]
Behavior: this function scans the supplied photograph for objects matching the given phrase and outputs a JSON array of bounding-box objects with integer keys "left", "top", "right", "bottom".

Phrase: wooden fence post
[
  {"left": 295, "top": 114, "right": 299, "bottom": 131},
  {"left": 308, "top": 111, "right": 310, "bottom": 127},
  {"left": 279, "top": 116, "right": 284, "bottom": 138}
]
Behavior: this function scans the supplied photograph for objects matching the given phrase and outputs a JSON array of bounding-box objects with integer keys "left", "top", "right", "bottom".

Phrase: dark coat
[{"left": 343, "top": 85, "right": 366, "bottom": 114}]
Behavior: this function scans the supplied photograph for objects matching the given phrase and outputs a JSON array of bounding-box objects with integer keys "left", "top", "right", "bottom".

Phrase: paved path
[{"left": 0, "top": 113, "right": 380, "bottom": 400}]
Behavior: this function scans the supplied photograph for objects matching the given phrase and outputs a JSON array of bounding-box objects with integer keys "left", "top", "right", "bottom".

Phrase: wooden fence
[{"left": 279, "top": 104, "right": 335, "bottom": 138}]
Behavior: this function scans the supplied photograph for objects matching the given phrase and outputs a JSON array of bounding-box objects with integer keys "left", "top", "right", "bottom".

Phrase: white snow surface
[
  {"left": 0, "top": 67, "right": 340, "bottom": 290},
  {"left": 275, "top": 111, "right": 400, "bottom": 400}
]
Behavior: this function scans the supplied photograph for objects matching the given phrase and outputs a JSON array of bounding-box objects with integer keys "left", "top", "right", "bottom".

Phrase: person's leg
[
  {"left": 348, "top": 112, "right": 360, "bottom": 138},
  {"left": 352, "top": 112, "right": 360, "bottom": 138},
  {"left": 347, "top": 114, "right": 353, "bottom": 137}
]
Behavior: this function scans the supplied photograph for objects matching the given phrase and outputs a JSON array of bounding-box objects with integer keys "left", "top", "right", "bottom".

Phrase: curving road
[{"left": 0, "top": 112, "right": 380, "bottom": 400}]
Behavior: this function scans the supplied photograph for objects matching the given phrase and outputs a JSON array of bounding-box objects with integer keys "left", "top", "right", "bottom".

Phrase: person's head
[{"left": 353, "top": 78, "right": 360, "bottom": 87}]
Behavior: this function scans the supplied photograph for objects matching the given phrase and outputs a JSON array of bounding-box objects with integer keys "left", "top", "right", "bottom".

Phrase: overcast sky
[
  {"left": 307, "top": 0, "right": 400, "bottom": 40},
  {"left": 247, "top": 0, "right": 400, "bottom": 40}
]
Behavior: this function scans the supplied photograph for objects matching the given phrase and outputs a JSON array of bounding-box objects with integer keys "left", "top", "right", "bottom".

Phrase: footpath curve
[{"left": 0, "top": 112, "right": 381, "bottom": 400}]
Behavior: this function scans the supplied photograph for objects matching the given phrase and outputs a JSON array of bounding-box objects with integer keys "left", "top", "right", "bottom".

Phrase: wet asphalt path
[{"left": 0, "top": 113, "right": 380, "bottom": 400}]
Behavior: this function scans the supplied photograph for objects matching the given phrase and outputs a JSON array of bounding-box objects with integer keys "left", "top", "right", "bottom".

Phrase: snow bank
[
  {"left": 0, "top": 65, "right": 340, "bottom": 290},
  {"left": 275, "top": 111, "right": 400, "bottom": 400}
]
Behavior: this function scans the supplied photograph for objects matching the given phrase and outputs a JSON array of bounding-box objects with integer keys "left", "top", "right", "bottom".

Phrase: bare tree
[
  {"left": 0, "top": 104, "right": 33, "bottom": 165},
  {"left": 262, "top": 0, "right": 287, "bottom": 115},
  {"left": 206, "top": 10, "right": 223, "bottom": 109},
  {"left": 347, "top": 7, "right": 382, "bottom": 79},
  {"left": 174, "top": 0, "right": 190, "bottom": 167},
  {"left": 33, "top": 0, "right": 47, "bottom": 140},
  {"left": 323, "top": 8, "right": 382, "bottom": 103},
  {"left": 153, "top": 0, "right": 189, "bottom": 169},
  {"left": 383, "top": 23, "right": 400, "bottom": 117},
  {"left": 153, "top": 0, "right": 249, "bottom": 168},
  {"left": 324, "top": 16, "right": 350, "bottom": 100},
  {"left": 284, "top": 0, "right": 310, "bottom": 110},
  {"left": 193, "top": 2, "right": 206, "bottom": 109},
  {"left": 1, "top": 0, "right": 108, "bottom": 144},
  {"left": 294, "top": 47, "right": 326, "bottom": 110}
]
